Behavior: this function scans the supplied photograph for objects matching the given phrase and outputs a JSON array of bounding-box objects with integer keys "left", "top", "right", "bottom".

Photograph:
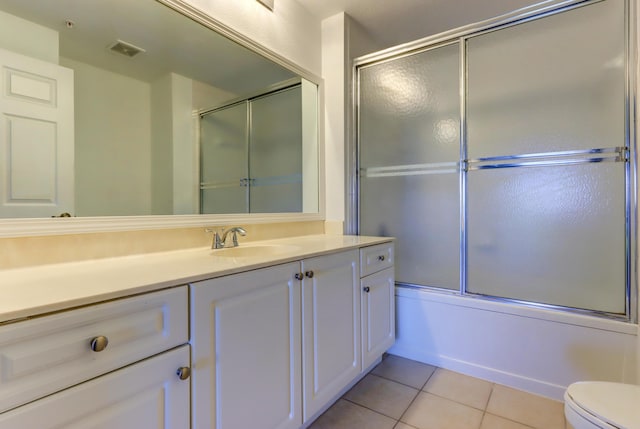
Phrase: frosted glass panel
[
  {"left": 361, "top": 174, "right": 459, "bottom": 289},
  {"left": 201, "top": 188, "right": 246, "bottom": 214},
  {"left": 250, "top": 87, "right": 302, "bottom": 213},
  {"left": 359, "top": 43, "right": 460, "bottom": 167},
  {"left": 200, "top": 102, "right": 248, "bottom": 213},
  {"left": 466, "top": 163, "right": 626, "bottom": 314},
  {"left": 359, "top": 42, "right": 460, "bottom": 290},
  {"left": 466, "top": 0, "right": 625, "bottom": 158}
]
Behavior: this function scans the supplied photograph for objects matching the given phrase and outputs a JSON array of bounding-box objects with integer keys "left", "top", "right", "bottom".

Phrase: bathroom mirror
[{"left": 0, "top": 0, "right": 320, "bottom": 225}]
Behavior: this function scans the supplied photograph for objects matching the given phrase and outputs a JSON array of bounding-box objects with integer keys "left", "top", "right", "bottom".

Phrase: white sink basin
[{"left": 211, "top": 244, "right": 300, "bottom": 259}]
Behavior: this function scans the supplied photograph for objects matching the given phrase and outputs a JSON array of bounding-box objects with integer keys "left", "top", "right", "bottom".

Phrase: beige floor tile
[
  {"left": 394, "top": 423, "right": 419, "bottom": 429},
  {"left": 372, "top": 354, "right": 436, "bottom": 389},
  {"left": 424, "top": 368, "right": 493, "bottom": 410},
  {"left": 344, "top": 374, "right": 419, "bottom": 419},
  {"left": 480, "top": 413, "right": 535, "bottom": 429},
  {"left": 401, "top": 392, "right": 484, "bottom": 429},
  {"left": 486, "top": 385, "right": 565, "bottom": 429},
  {"left": 309, "top": 399, "right": 396, "bottom": 429}
]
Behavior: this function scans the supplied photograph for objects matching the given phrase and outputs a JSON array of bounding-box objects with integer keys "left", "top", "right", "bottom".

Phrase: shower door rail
[
  {"left": 465, "top": 147, "right": 629, "bottom": 171},
  {"left": 361, "top": 162, "right": 459, "bottom": 178}
]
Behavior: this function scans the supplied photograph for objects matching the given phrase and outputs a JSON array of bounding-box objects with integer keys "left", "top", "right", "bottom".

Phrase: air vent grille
[{"left": 108, "top": 40, "right": 145, "bottom": 58}]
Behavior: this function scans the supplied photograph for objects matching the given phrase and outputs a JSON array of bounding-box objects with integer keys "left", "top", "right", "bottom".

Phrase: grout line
[
  {"left": 420, "top": 367, "right": 437, "bottom": 390},
  {"left": 396, "top": 388, "right": 425, "bottom": 426},
  {"left": 484, "top": 383, "right": 495, "bottom": 411},
  {"left": 390, "top": 366, "right": 438, "bottom": 424},
  {"left": 418, "top": 390, "right": 490, "bottom": 412},
  {"left": 340, "top": 396, "right": 400, "bottom": 424},
  {"left": 484, "top": 412, "right": 537, "bottom": 429},
  {"left": 341, "top": 396, "right": 404, "bottom": 422},
  {"left": 370, "top": 371, "right": 435, "bottom": 391}
]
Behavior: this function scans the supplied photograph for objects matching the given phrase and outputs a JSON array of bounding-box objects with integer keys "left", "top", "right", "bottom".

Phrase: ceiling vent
[{"left": 108, "top": 40, "right": 145, "bottom": 58}]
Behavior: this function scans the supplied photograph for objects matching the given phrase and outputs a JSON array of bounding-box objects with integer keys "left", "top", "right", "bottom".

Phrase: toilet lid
[{"left": 566, "top": 382, "right": 640, "bottom": 429}]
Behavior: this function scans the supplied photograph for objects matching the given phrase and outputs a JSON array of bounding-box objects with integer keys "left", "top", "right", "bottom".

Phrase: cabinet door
[
  {"left": 362, "top": 268, "right": 395, "bottom": 369},
  {"left": 190, "top": 262, "right": 302, "bottom": 429},
  {"left": 301, "top": 250, "right": 360, "bottom": 421},
  {"left": 0, "top": 345, "right": 190, "bottom": 429}
]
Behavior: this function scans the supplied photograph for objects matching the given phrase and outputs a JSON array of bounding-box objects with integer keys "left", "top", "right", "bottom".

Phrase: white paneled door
[{"left": 0, "top": 47, "right": 74, "bottom": 218}]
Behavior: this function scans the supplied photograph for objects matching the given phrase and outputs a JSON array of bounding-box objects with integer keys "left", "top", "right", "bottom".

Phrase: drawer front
[
  {"left": 360, "top": 242, "right": 394, "bottom": 277},
  {"left": 0, "top": 345, "right": 191, "bottom": 429},
  {"left": 0, "top": 286, "right": 188, "bottom": 413}
]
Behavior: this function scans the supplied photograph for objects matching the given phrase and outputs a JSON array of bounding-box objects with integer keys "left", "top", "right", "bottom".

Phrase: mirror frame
[{"left": 0, "top": 0, "right": 325, "bottom": 238}]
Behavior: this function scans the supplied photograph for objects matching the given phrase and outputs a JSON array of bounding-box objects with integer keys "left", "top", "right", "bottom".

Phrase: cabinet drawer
[
  {"left": 0, "top": 345, "right": 191, "bottom": 429},
  {"left": 360, "top": 242, "right": 394, "bottom": 277},
  {"left": 0, "top": 286, "right": 188, "bottom": 413}
]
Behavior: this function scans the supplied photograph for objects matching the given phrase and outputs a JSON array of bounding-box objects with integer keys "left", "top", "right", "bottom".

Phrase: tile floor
[{"left": 309, "top": 354, "right": 567, "bottom": 429}]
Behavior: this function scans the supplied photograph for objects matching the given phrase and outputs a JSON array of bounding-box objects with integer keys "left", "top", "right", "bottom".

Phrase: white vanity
[{"left": 0, "top": 234, "right": 394, "bottom": 429}]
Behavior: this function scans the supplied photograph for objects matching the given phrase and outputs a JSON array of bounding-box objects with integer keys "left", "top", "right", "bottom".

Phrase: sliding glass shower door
[
  {"left": 359, "top": 43, "right": 461, "bottom": 290},
  {"left": 356, "top": 0, "right": 632, "bottom": 317},
  {"left": 465, "top": 0, "right": 627, "bottom": 313}
]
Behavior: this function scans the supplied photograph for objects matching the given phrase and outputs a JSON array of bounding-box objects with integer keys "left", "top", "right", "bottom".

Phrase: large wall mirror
[{"left": 0, "top": 0, "right": 321, "bottom": 233}]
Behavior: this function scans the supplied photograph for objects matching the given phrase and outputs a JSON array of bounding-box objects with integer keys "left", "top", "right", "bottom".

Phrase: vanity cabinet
[
  {"left": 360, "top": 243, "right": 395, "bottom": 370},
  {"left": 190, "top": 262, "right": 303, "bottom": 429},
  {"left": 361, "top": 268, "right": 395, "bottom": 369},
  {"left": 0, "top": 286, "right": 190, "bottom": 428},
  {"left": 0, "top": 237, "right": 394, "bottom": 429},
  {"left": 190, "top": 249, "right": 364, "bottom": 428},
  {"left": 301, "top": 249, "right": 360, "bottom": 420}
]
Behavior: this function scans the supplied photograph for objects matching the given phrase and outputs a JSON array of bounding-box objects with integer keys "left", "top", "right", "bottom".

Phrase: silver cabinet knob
[
  {"left": 294, "top": 273, "right": 304, "bottom": 280},
  {"left": 90, "top": 336, "right": 109, "bottom": 352},
  {"left": 177, "top": 366, "right": 191, "bottom": 380},
  {"left": 305, "top": 271, "right": 314, "bottom": 279},
  {"left": 378, "top": 255, "right": 385, "bottom": 261},
  {"left": 363, "top": 287, "right": 371, "bottom": 293}
]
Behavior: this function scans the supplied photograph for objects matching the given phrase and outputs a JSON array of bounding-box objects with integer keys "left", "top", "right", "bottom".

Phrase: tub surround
[
  {"left": 0, "top": 234, "right": 388, "bottom": 324},
  {"left": 391, "top": 287, "right": 638, "bottom": 401}
]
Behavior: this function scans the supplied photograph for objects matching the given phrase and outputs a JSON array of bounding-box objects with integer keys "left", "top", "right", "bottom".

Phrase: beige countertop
[{"left": 0, "top": 234, "right": 392, "bottom": 324}]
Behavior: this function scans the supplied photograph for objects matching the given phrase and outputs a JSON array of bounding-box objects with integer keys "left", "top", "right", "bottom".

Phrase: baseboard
[{"left": 389, "top": 344, "right": 567, "bottom": 401}]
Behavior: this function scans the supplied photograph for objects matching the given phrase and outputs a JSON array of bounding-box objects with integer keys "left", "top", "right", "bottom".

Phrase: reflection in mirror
[
  {"left": 0, "top": 0, "right": 319, "bottom": 219},
  {"left": 199, "top": 79, "right": 318, "bottom": 214}
]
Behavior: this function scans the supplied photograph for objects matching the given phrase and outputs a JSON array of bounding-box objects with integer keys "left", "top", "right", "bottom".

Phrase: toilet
[{"left": 564, "top": 381, "right": 640, "bottom": 429}]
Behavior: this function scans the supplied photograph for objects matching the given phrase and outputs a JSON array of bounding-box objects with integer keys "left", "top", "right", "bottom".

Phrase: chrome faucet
[{"left": 211, "top": 226, "right": 246, "bottom": 249}]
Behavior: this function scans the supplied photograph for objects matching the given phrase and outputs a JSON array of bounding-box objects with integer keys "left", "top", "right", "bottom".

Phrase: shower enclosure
[{"left": 353, "top": 0, "right": 635, "bottom": 320}]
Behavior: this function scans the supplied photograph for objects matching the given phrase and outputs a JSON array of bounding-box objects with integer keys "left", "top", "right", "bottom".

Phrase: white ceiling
[
  {"left": 0, "top": 0, "right": 295, "bottom": 96},
  {"left": 295, "top": 0, "right": 546, "bottom": 49}
]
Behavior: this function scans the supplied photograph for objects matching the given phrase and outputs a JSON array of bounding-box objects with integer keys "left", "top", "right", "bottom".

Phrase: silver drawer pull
[
  {"left": 90, "top": 336, "right": 109, "bottom": 352},
  {"left": 363, "top": 287, "right": 371, "bottom": 293},
  {"left": 378, "top": 255, "right": 385, "bottom": 261},
  {"left": 177, "top": 366, "right": 191, "bottom": 380}
]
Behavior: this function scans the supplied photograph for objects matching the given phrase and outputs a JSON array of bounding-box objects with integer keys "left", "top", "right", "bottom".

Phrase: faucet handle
[
  {"left": 230, "top": 227, "right": 246, "bottom": 247},
  {"left": 205, "top": 227, "right": 224, "bottom": 249}
]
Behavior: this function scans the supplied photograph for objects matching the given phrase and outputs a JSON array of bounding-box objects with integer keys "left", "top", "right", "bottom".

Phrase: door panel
[{"left": 0, "top": 47, "right": 74, "bottom": 217}]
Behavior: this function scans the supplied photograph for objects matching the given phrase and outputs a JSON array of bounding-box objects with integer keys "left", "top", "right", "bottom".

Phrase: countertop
[{"left": 0, "top": 234, "right": 392, "bottom": 324}]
